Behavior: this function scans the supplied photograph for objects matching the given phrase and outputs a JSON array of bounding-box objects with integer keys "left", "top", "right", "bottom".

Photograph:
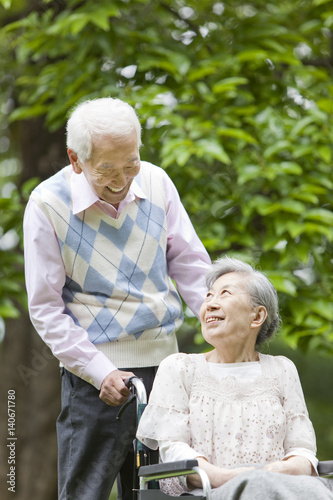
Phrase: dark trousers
[{"left": 57, "top": 366, "right": 157, "bottom": 500}]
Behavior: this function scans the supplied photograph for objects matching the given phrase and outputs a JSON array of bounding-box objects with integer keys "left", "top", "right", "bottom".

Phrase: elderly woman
[{"left": 137, "top": 257, "right": 333, "bottom": 499}]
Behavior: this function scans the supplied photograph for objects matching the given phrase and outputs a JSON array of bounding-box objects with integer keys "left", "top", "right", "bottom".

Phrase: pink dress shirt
[{"left": 24, "top": 164, "right": 211, "bottom": 389}]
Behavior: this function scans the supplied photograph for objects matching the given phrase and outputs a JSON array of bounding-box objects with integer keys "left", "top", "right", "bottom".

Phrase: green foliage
[
  {"left": 0, "top": 172, "right": 39, "bottom": 321},
  {"left": 0, "top": 183, "right": 27, "bottom": 320},
  {"left": 268, "top": 339, "right": 333, "bottom": 461},
  {"left": 1, "top": 0, "right": 333, "bottom": 353}
]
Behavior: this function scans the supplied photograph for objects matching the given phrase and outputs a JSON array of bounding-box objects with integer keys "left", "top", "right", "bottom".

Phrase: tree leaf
[
  {"left": 263, "top": 140, "right": 290, "bottom": 159},
  {"left": 212, "top": 77, "right": 249, "bottom": 93},
  {"left": 237, "top": 50, "right": 268, "bottom": 63},
  {"left": 217, "top": 127, "right": 257, "bottom": 144},
  {"left": 317, "top": 145, "right": 331, "bottom": 164},
  {"left": 304, "top": 209, "right": 333, "bottom": 225},
  {"left": 196, "top": 139, "right": 231, "bottom": 164},
  {"left": 0, "top": 0, "right": 11, "bottom": 8},
  {"left": 265, "top": 273, "right": 298, "bottom": 296}
]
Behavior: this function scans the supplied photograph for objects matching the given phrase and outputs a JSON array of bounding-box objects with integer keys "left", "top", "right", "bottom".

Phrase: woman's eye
[{"left": 221, "top": 289, "right": 230, "bottom": 295}]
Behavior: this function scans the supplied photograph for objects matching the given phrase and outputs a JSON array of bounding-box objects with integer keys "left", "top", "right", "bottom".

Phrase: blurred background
[{"left": 0, "top": 1, "right": 332, "bottom": 499}]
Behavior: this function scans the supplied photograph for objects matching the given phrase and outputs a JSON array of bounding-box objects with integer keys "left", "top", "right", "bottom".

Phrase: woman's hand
[
  {"left": 187, "top": 457, "right": 256, "bottom": 489},
  {"left": 188, "top": 455, "right": 314, "bottom": 491},
  {"left": 263, "top": 456, "right": 314, "bottom": 476},
  {"left": 188, "top": 455, "right": 314, "bottom": 490}
]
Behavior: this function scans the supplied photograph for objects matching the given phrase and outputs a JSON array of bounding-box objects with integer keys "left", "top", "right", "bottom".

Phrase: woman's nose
[{"left": 206, "top": 298, "right": 219, "bottom": 310}]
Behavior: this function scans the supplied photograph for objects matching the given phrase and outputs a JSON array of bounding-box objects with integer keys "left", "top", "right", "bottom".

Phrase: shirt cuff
[
  {"left": 159, "top": 440, "right": 207, "bottom": 464},
  {"left": 76, "top": 351, "right": 117, "bottom": 390}
]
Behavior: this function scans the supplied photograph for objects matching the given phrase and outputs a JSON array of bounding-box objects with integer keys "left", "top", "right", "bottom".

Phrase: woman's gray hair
[
  {"left": 66, "top": 97, "right": 142, "bottom": 162},
  {"left": 206, "top": 256, "right": 281, "bottom": 345}
]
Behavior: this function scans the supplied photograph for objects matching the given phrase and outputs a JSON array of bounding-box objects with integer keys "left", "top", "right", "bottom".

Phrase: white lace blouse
[{"left": 137, "top": 352, "right": 318, "bottom": 489}]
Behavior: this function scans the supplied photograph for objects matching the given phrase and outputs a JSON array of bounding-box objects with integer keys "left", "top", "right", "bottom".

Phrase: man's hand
[{"left": 99, "top": 369, "right": 135, "bottom": 406}]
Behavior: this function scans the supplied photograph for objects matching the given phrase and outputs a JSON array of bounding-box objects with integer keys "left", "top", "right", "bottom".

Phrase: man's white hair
[{"left": 66, "top": 97, "right": 142, "bottom": 161}]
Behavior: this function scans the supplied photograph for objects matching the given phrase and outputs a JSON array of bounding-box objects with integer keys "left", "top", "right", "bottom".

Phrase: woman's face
[{"left": 200, "top": 272, "right": 259, "bottom": 347}]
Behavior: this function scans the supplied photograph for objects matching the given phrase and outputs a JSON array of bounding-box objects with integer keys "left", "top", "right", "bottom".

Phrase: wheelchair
[{"left": 122, "top": 376, "right": 333, "bottom": 500}]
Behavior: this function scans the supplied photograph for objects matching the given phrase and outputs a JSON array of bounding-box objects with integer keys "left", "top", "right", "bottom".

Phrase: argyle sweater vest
[{"left": 30, "top": 162, "right": 183, "bottom": 368}]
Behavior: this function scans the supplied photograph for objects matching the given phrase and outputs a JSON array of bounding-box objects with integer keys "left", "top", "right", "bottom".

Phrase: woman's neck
[{"left": 205, "top": 348, "right": 259, "bottom": 364}]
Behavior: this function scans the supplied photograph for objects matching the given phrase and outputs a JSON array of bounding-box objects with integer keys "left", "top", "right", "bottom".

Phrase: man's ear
[
  {"left": 67, "top": 149, "right": 82, "bottom": 174},
  {"left": 250, "top": 306, "right": 267, "bottom": 329}
]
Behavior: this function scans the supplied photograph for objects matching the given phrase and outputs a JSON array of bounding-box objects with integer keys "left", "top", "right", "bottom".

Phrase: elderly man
[{"left": 23, "top": 97, "right": 211, "bottom": 500}]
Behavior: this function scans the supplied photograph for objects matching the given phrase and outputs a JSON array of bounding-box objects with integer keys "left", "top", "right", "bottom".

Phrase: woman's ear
[
  {"left": 67, "top": 149, "right": 82, "bottom": 174},
  {"left": 250, "top": 306, "right": 267, "bottom": 329}
]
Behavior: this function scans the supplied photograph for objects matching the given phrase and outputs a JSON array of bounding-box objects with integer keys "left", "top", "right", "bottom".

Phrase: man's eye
[{"left": 126, "top": 163, "right": 139, "bottom": 172}]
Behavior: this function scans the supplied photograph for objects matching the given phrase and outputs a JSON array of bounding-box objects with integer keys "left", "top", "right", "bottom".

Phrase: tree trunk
[
  {"left": 0, "top": 117, "right": 67, "bottom": 499},
  {"left": 0, "top": 313, "right": 61, "bottom": 500}
]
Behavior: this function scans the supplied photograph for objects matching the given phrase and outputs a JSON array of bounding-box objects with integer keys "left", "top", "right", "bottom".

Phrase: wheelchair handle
[{"left": 124, "top": 376, "right": 147, "bottom": 405}]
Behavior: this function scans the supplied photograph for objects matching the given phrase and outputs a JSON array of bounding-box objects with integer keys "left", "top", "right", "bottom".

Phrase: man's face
[{"left": 68, "top": 131, "right": 140, "bottom": 207}]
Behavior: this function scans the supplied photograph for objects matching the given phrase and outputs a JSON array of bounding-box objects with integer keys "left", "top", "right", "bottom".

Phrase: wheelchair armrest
[
  {"left": 138, "top": 460, "right": 211, "bottom": 500},
  {"left": 318, "top": 460, "right": 333, "bottom": 477},
  {"left": 138, "top": 459, "right": 199, "bottom": 477}
]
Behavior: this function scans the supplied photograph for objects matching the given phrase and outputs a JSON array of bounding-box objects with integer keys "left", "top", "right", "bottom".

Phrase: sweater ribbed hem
[{"left": 95, "top": 333, "right": 179, "bottom": 369}]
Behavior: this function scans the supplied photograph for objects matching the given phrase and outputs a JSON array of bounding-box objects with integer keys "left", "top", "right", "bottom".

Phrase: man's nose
[{"left": 110, "top": 170, "right": 126, "bottom": 186}]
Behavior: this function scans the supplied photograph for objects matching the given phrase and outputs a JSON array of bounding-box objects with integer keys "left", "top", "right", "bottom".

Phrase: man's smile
[{"left": 107, "top": 186, "right": 125, "bottom": 193}]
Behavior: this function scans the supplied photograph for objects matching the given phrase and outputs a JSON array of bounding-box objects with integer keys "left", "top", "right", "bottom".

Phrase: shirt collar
[{"left": 70, "top": 166, "right": 147, "bottom": 215}]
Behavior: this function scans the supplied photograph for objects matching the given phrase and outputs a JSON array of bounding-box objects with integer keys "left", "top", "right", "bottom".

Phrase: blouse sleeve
[
  {"left": 276, "top": 356, "right": 318, "bottom": 471},
  {"left": 137, "top": 353, "right": 195, "bottom": 451}
]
